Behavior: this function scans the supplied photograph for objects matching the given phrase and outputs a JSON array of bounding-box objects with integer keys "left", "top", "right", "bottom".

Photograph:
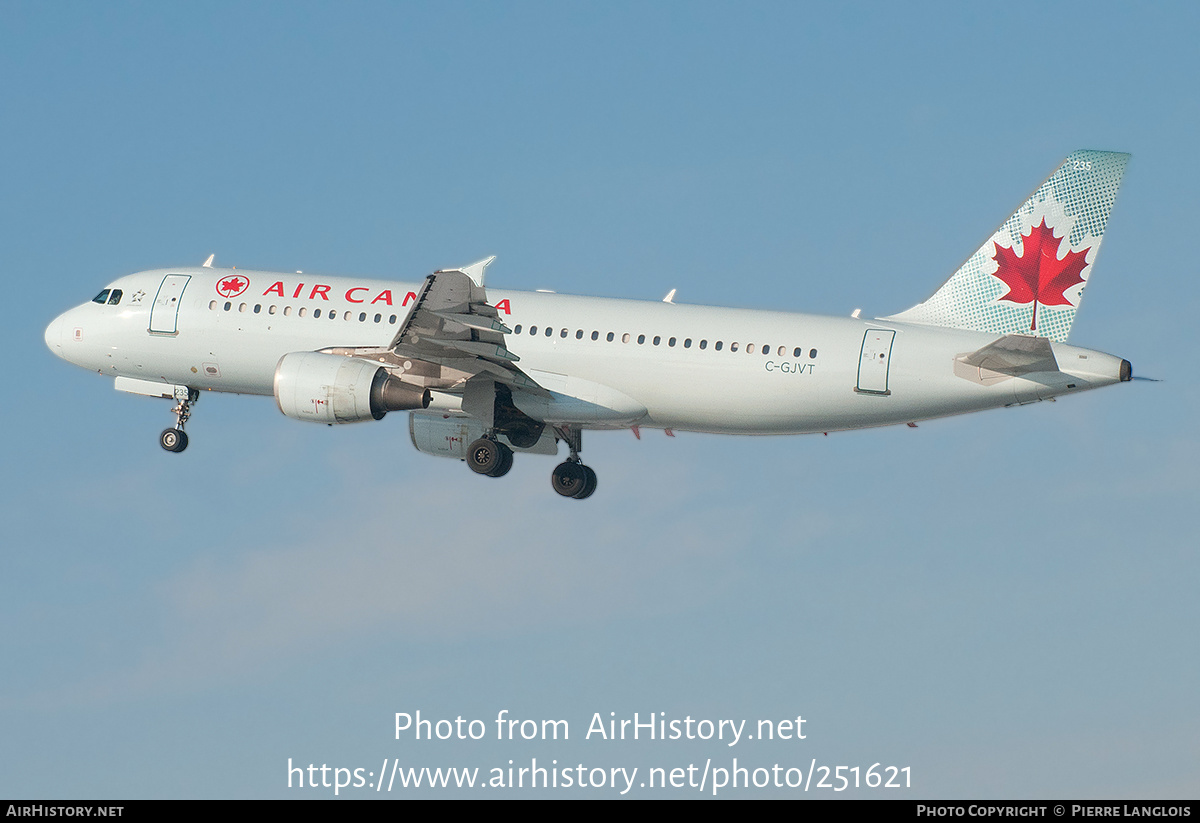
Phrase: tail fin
[{"left": 886, "top": 150, "right": 1129, "bottom": 342}]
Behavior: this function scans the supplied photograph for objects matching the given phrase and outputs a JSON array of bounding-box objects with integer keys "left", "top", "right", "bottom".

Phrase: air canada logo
[
  {"left": 216, "top": 275, "right": 249, "bottom": 298},
  {"left": 991, "top": 220, "right": 1090, "bottom": 332}
]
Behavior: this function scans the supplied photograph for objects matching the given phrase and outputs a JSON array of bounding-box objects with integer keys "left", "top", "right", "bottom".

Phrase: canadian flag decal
[{"left": 991, "top": 220, "right": 1090, "bottom": 332}]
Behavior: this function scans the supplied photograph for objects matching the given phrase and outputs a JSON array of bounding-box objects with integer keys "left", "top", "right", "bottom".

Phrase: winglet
[
  {"left": 458, "top": 255, "right": 497, "bottom": 287},
  {"left": 202, "top": 254, "right": 215, "bottom": 268}
]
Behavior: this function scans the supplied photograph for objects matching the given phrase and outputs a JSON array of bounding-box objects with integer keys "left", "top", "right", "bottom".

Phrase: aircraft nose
[{"left": 45, "top": 313, "right": 66, "bottom": 358}]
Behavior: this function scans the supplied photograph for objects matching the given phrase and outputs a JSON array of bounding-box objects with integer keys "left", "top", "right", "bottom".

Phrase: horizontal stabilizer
[{"left": 957, "top": 334, "right": 1059, "bottom": 377}]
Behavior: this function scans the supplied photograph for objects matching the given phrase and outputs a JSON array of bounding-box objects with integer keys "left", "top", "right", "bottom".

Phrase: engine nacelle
[
  {"left": 274, "top": 352, "right": 430, "bottom": 424},
  {"left": 409, "top": 411, "right": 558, "bottom": 458}
]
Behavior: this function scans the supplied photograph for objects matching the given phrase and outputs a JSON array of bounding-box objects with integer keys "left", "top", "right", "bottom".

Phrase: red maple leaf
[
  {"left": 991, "top": 220, "right": 1090, "bottom": 331},
  {"left": 218, "top": 276, "right": 247, "bottom": 297}
]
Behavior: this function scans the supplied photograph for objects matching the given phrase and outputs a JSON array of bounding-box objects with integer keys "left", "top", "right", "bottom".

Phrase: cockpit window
[
  {"left": 92, "top": 289, "right": 111, "bottom": 304},
  {"left": 107, "top": 289, "right": 122, "bottom": 305}
]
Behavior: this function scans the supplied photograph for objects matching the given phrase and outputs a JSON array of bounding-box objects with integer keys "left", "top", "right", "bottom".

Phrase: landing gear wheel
[
  {"left": 551, "top": 461, "right": 587, "bottom": 497},
  {"left": 574, "top": 465, "right": 598, "bottom": 499},
  {"left": 467, "top": 437, "right": 511, "bottom": 477},
  {"left": 160, "top": 428, "right": 188, "bottom": 453},
  {"left": 489, "top": 442, "right": 514, "bottom": 477}
]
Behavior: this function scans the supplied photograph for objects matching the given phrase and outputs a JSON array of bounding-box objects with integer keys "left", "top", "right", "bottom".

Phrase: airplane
[{"left": 45, "top": 150, "right": 1135, "bottom": 499}]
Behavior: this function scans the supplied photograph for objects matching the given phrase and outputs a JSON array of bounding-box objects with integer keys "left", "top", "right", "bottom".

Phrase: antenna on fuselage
[
  {"left": 202, "top": 254, "right": 215, "bottom": 268},
  {"left": 663, "top": 289, "right": 677, "bottom": 304}
]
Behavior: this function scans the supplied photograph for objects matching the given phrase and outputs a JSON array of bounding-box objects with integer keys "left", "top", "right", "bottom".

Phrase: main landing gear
[
  {"left": 465, "top": 426, "right": 598, "bottom": 499},
  {"left": 551, "top": 460, "right": 597, "bottom": 500},
  {"left": 551, "top": 426, "right": 597, "bottom": 500},
  {"left": 466, "top": 436, "right": 514, "bottom": 478},
  {"left": 160, "top": 387, "right": 198, "bottom": 453}
]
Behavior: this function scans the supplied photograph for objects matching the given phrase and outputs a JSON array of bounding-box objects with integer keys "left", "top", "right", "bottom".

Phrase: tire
[
  {"left": 467, "top": 438, "right": 501, "bottom": 475},
  {"left": 159, "top": 428, "right": 188, "bottom": 453},
  {"left": 551, "top": 461, "right": 586, "bottom": 497},
  {"left": 488, "top": 443, "right": 514, "bottom": 477},
  {"left": 573, "top": 465, "right": 598, "bottom": 499}
]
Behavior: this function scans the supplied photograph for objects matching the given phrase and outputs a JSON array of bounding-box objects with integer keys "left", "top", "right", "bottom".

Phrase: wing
[
  {"left": 320, "top": 258, "right": 543, "bottom": 395},
  {"left": 386, "top": 265, "right": 542, "bottom": 390}
]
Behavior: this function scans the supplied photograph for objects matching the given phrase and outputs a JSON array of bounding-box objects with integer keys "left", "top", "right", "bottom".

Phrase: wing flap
[{"left": 385, "top": 261, "right": 541, "bottom": 392}]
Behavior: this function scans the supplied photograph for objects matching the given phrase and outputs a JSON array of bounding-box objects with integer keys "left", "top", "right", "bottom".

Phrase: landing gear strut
[
  {"left": 551, "top": 427, "right": 597, "bottom": 499},
  {"left": 466, "top": 436, "right": 513, "bottom": 478},
  {"left": 160, "top": 387, "right": 198, "bottom": 453}
]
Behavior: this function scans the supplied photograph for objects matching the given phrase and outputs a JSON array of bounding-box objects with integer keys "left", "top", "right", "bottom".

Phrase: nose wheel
[
  {"left": 160, "top": 427, "right": 189, "bottom": 453},
  {"left": 160, "top": 387, "right": 198, "bottom": 453}
]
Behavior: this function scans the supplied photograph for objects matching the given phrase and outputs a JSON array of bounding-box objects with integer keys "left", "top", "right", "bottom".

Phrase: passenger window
[
  {"left": 793, "top": 347, "right": 801, "bottom": 357},
  {"left": 299, "top": 307, "right": 308, "bottom": 317},
  {"left": 284, "top": 306, "right": 292, "bottom": 316},
  {"left": 637, "top": 334, "right": 645, "bottom": 345},
  {"left": 92, "top": 289, "right": 111, "bottom": 304},
  {"left": 576, "top": 330, "right": 583, "bottom": 339},
  {"left": 514, "top": 324, "right": 522, "bottom": 334},
  {"left": 591, "top": 331, "right": 599, "bottom": 341},
  {"left": 668, "top": 337, "right": 676, "bottom": 347},
  {"left": 239, "top": 303, "right": 247, "bottom": 313},
  {"left": 699, "top": 340, "right": 707, "bottom": 349},
  {"left": 683, "top": 338, "right": 691, "bottom": 348},
  {"left": 107, "top": 289, "right": 123, "bottom": 305},
  {"left": 715, "top": 341, "right": 723, "bottom": 351},
  {"left": 545, "top": 327, "right": 553, "bottom": 337},
  {"left": 622, "top": 333, "right": 630, "bottom": 343},
  {"left": 359, "top": 312, "right": 366, "bottom": 322},
  {"left": 747, "top": 343, "right": 756, "bottom": 354},
  {"left": 374, "top": 313, "right": 381, "bottom": 323},
  {"left": 389, "top": 315, "right": 397, "bottom": 324},
  {"left": 314, "top": 309, "right": 322, "bottom": 318},
  {"left": 809, "top": 348, "right": 818, "bottom": 358},
  {"left": 224, "top": 302, "right": 232, "bottom": 311},
  {"left": 731, "top": 342, "right": 739, "bottom": 352},
  {"left": 606, "top": 332, "right": 614, "bottom": 342},
  {"left": 653, "top": 336, "right": 661, "bottom": 346},
  {"left": 269, "top": 305, "right": 277, "bottom": 315},
  {"left": 209, "top": 300, "right": 218, "bottom": 310},
  {"left": 253, "top": 304, "right": 261, "bottom": 313},
  {"left": 530, "top": 326, "right": 538, "bottom": 335},
  {"left": 561, "top": 328, "right": 568, "bottom": 338}
]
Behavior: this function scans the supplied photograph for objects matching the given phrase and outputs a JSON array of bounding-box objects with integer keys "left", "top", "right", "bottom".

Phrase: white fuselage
[{"left": 45, "top": 267, "right": 1128, "bottom": 435}]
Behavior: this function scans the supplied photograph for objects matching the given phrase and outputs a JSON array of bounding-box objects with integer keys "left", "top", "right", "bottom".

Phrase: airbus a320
[{"left": 45, "top": 151, "right": 1136, "bottom": 499}]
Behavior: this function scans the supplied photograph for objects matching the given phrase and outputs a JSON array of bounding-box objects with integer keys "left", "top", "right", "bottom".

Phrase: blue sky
[{"left": 4, "top": 1, "right": 1197, "bottom": 798}]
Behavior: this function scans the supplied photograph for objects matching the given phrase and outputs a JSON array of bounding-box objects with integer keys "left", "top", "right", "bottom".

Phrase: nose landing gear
[{"left": 160, "top": 387, "right": 198, "bottom": 453}]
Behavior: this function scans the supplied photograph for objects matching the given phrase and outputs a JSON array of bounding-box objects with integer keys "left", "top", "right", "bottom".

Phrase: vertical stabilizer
[{"left": 886, "top": 151, "right": 1129, "bottom": 342}]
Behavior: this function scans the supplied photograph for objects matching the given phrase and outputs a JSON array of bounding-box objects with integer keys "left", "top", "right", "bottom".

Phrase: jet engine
[
  {"left": 409, "top": 411, "right": 558, "bottom": 458},
  {"left": 274, "top": 352, "right": 430, "bottom": 424}
]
